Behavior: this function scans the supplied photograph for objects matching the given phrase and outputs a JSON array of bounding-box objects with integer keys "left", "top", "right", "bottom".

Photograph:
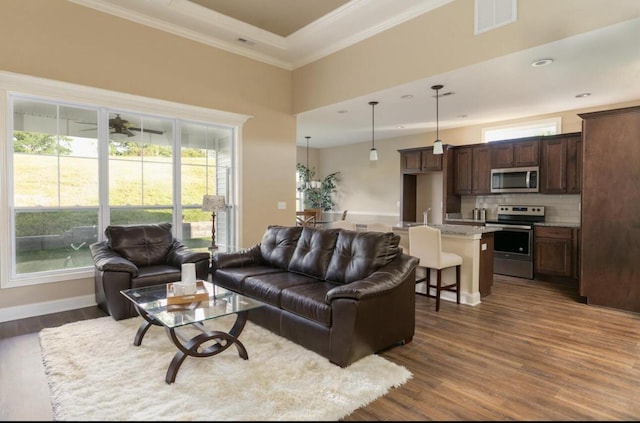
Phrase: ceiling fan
[{"left": 79, "top": 114, "right": 164, "bottom": 137}]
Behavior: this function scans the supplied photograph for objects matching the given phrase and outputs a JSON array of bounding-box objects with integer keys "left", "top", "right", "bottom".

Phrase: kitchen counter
[
  {"left": 446, "top": 219, "right": 580, "bottom": 228},
  {"left": 393, "top": 222, "right": 501, "bottom": 238},
  {"left": 534, "top": 222, "right": 580, "bottom": 228}
]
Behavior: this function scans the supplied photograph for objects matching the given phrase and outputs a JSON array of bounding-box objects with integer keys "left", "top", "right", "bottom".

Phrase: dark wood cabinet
[
  {"left": 579, "top": 106, "right": 640, "bottom": 313},
  {"left": 400, "top": 147, "right": 442, "bottom": 173},
  {"left": 399, "top": 145, "right": 455, "bottom": 223},
  {"left": 540, "top": 133, "right": 581, "bottom": 194},
  {"left": 566, "top": 135, "right": 582, "bottom": 193},
  {"left": 454, "top": 147, "right": 472, "bottom": 195},
  {"left": 534, "top": 226, "right": 578, "bottom": 278},
  {"left": 472, "top": 145, "right": 491, "bottom": 194},
  {"left": 491, "top": 139, "right": 539, "bottom": 168},
  {"left": 454, "top": 144, "right": 491, "bottom": 195}
]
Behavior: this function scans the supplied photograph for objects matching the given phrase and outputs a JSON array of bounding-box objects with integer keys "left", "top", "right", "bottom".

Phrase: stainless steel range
[{"left": 485, "top": 205, "right": 545, "bottom": 279}]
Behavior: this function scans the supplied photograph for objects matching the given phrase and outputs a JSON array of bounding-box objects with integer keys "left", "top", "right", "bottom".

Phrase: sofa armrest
[
  {"left": 326, "top": 254, "right": 419, "bottom": 302},
  {"left": 166, "top": 240, "right": 211, "bottom": 268},
  {"left": 89, "top": 241, "right": 139, "bottom": 276},
  {"left": 212, "top": 244, "right": 262, "bottom": 270}
]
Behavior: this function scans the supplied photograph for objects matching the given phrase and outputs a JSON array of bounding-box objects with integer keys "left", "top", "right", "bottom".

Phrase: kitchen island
[{"left": 392, "top": 223, "right": 501, "bottom": 306}]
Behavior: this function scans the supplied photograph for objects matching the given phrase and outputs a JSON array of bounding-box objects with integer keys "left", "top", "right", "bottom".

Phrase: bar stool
[{"left": 408, "top": 225, "right": 462, "bottom": 311}]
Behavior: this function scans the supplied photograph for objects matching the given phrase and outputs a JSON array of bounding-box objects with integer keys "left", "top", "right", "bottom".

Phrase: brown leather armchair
[{"left": 90, "top": 223, "right": 210, "bottom": 320}]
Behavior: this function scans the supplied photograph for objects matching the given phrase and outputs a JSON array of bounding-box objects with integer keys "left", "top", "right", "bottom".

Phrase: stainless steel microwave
[{"left": 491, "top": 166, "right": 539, "bottom": 193}]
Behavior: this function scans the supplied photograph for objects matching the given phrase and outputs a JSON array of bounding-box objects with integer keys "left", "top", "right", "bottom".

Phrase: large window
[{"left": 8, "top": 95, "right": 235, "bottom": 284}]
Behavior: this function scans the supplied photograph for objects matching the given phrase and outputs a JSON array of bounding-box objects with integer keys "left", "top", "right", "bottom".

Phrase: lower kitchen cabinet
[{"left": 534, "top": 226, "right": 579, "bottom": 279}]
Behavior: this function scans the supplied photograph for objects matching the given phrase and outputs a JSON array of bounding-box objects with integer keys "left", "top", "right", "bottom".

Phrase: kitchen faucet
[{"left": 423, "top": 208, "right": 431, "bottom": 225}]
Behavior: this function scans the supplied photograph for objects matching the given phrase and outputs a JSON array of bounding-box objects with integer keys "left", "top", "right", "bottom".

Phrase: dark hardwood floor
[{"left": 2, "top": 275, "right": 640, "bottom": 420}]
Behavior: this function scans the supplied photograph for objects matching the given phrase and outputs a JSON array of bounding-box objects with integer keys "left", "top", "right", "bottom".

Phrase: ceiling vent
[{"left": 475, "top": 0, "right": 517, "bottom": 35}]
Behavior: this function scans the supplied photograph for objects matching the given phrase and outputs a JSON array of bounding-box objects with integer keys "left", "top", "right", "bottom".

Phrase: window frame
[
  {"left": 0, "top": 71, "right": 249, "bottom": 288},
  {"left": 482, "top": 117, "right": 562, "bottom": 142}
]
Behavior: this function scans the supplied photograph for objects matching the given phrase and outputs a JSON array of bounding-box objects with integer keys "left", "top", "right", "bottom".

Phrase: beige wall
[
  {"left": 0, "top": 0, "right": 295, "bottom": 313},
  {"left": 292, "top": 0, "right": 640, "bottom": 114}
]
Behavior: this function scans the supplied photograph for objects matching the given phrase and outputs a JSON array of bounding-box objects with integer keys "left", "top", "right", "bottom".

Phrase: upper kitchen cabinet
[
  {"left": 540, "top": 132, "right": 582, "bottom": 194},
  {"left": 399, "top": 147, "right": 442, "bottom": 173},
  {"left": 491, "top": 138, "right": 540, "bottom": 168},
  {"left": 579, "top": 105, "right": 640, "bottom": 313},
  {"left": 454, "top": 144, "right": 491, "bottom": 195},
  {"left": 399, "top": 145, "right": 458, "bottom": 223}
]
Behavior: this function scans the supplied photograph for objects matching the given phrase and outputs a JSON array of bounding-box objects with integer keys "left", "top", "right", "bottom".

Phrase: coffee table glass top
[{"left": 121, "top": 282, "right": 263, "bottom": 329}]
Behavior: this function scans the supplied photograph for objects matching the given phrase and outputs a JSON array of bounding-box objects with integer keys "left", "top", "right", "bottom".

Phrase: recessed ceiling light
[
  {"left": 531, "top": 58, "right": 553, "bottom": 67},
  {"left": 396, "top": 125, "right": 405, "bottom": 129},
  {"left": 457, "top": 114, "right": 468, "bottom": 118},
  {"left": 400, "top": 94, "right": 413, "bottom": 99},
  {"left": 337, "top": 109, "right": 348, "bottom": 114},
  {"left": 575, "top": 92, "right": 591, "bottom": 98}
]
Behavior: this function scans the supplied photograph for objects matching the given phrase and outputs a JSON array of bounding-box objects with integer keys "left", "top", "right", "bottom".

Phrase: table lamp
[{"left": 202, "top": 195, "right": 227, "bottom": 250}]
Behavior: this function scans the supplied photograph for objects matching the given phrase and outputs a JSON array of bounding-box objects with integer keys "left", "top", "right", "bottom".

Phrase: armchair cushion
[{"left": 105, "top": 223, "right": 174, "bottom": 267}]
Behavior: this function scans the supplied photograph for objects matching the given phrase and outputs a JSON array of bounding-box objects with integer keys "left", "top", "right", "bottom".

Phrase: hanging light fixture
[
  {"left": 431, "top": 84, "right": 444, "bottom": 155},
  {"left": 305, "top": 136, "right": 311, "bottom": 189},
  {"left": 369, "top": 101, "right": 379, "bottom": 161}
]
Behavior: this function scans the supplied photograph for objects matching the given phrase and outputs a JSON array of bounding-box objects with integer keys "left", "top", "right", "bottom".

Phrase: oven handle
[{"left": 485, "top": 223, "right": 533, "bottom": 230}]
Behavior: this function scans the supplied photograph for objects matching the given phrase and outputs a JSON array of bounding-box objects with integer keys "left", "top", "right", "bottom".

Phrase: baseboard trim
[{"left": 0, "top": 294, "right": 97, "bottom": 323}]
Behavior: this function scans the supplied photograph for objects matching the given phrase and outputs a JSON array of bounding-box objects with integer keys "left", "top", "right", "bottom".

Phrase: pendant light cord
[
  {"left": 305, "top": 136, "right": 310, "bottom": 186},
  {"left": 369, "top": 101, "right": 378, "bottom": 150},
  {"left": 435, "top": 87, "right": 439, "bottom": 140}
]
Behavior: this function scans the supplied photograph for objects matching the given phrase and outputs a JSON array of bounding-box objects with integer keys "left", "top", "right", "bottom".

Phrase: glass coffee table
[{"left": 121, "top": 281, "right": 263, "bottom": 384}]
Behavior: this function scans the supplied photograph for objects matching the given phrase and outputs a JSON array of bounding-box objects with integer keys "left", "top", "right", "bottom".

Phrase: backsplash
[{"left": 460, "top": 194, "right": 581, "bottom": 224}]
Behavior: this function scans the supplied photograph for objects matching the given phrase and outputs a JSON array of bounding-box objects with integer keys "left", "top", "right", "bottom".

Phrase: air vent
[{"left": 475, "top": 0, "right": 517, "bottom": 35}]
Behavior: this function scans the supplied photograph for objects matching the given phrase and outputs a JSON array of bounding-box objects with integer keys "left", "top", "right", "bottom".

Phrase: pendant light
[
  {"left": 369, "top": 101, "right": 379, "bottom": 161},
  {"left": 431, "top": 84, "right": 444, "bottom": 155}
]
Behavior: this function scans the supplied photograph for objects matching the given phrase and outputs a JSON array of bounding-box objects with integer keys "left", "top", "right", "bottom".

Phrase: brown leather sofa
[
  {"left": 211, "top": 225, "right": 419, "bottom": 367},
  {"left": 90, "top": 223, "right": 211, "bottom": 320}
]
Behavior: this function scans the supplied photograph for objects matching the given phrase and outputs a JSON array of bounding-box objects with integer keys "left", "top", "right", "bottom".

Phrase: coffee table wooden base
[{"left": 132, "top": 307, "right": 250, "bottom": 384}]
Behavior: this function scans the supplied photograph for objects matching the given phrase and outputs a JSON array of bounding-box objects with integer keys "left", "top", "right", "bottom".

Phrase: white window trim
[
  {"left": 0, "top": 70, "right": 251, "bottom": 288},
  {"left": 482, "top": 117, "right": 562, "bottom": 142}
]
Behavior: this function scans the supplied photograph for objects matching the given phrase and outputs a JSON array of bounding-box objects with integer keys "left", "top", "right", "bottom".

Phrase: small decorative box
[{"left": 166, "top": 280, "right": 210, "bottom": 305}]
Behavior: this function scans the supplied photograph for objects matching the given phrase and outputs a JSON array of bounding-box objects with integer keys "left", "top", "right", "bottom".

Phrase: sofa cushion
[
  {"left": 325, "top": 230, "right": 401, "bottom": 284},
  {"left": 105, "top": 223, "right": 174, "bottom": 267},
  {"left": 259, "top": 225, "right": 303, "bottom": 269},
  {"left": 243, "top": 272, "right": 318, "bottom": 308},
  {"left": 288, "top": 227, "right": 339, "bottom": 279},
  {"left": 214, "top": 266, "right": 287, "bottom": 292},
  {"left": 280, "top": 282, "right": 337, "bottom": 327}
]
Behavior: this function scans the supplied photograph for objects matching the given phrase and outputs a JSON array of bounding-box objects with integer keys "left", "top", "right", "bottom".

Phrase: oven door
[
  {"left": 486, "top": 223, "right": 534, "bottom": 279},
  {"left": 490, "top": 225, "right": 533, "bottom": 258}
]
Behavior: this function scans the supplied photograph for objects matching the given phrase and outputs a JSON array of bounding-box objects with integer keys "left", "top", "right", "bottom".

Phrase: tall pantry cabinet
[{"left": 579, "top": 105, "right": 640, "bottom": 313}]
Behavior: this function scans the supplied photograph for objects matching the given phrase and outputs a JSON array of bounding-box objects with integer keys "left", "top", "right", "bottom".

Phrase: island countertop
[{"left": 392, "top": 222, "right": 501, "bottom": 238}]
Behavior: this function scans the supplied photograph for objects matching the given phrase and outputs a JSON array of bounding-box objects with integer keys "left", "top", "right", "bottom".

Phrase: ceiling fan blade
[
  {"left": 129, "top": 127, "right": 164, "bottom": 135},
  {"left": 125, "top": 129, "right": 135, "bottom": 137}
]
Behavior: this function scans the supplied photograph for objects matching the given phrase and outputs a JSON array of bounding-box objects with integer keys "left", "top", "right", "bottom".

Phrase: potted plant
[{"left": 296, "top": 163, "right": 340, "bottom": 211}]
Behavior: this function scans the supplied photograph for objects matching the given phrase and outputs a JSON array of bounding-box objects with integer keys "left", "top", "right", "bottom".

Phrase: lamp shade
[
  {"left": 433, "top": 139, "right": 444, "bottom": 155},
  {"left": 202, "top": 195, "right": 226, "bottom": 212},
  {"left": 369, "top": 148, "right": 378, "bottom": 161}
]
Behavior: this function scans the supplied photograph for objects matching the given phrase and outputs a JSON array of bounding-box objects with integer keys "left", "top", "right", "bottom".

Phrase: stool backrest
[{"left": 408, "top": 225, "right": 443, "bottom": 268}]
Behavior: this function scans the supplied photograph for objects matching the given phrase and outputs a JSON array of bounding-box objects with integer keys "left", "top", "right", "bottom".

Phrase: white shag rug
[{"left": 39, "top": 315, "right": 412, "bottom": 421}]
